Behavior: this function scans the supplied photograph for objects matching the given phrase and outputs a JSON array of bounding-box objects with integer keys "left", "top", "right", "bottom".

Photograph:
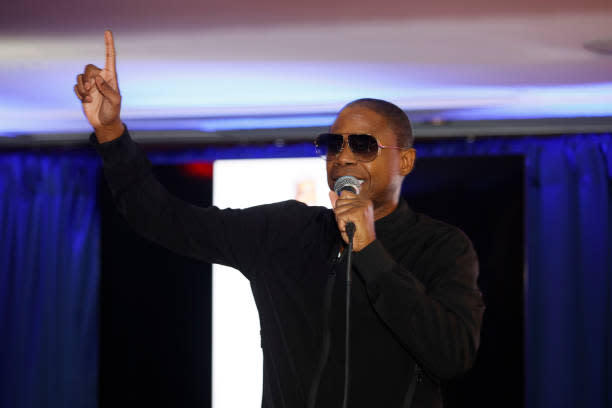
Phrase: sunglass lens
[
  {"left": 315, "top": 133, "right": 343, "bottom": 160},
  {"left": 349, "top": 134, "right": 379, "bottom": 161}
]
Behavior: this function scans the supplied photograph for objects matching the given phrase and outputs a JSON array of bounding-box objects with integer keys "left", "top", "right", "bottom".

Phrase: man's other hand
[{"left": 73, "top": 30, "right": 123, "bottom": 143}]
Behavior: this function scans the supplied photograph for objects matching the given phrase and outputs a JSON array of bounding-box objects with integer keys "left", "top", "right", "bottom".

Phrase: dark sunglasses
[{"left": 314, "top": 133, "right": 409, "bottom": 162}]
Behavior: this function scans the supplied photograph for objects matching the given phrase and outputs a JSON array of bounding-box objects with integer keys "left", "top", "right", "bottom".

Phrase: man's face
[{"left": 326, "top": 105, "right": 413, "bottom": 210}]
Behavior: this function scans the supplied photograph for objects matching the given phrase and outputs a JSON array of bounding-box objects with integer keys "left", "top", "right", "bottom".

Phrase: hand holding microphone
[{"left": 329, "top": 176, "right": 376, "bottom": 251}]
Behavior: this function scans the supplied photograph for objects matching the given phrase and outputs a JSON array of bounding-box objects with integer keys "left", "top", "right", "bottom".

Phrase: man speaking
[{"left": 75, "top": 30, "right": 484, "bottom": 408}]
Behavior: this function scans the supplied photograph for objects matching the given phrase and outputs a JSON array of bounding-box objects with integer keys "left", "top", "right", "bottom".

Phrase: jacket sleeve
[
  {"left": 91, "top": 128, "right": 283, "bottom": 280},
  {"left": 352, "top": 230, "right": 484, "bottom": 380}
]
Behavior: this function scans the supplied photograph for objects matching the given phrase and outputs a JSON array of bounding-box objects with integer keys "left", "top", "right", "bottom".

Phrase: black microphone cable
[{"left": 342, "top": 221, "right": 356, "bottom": 408}]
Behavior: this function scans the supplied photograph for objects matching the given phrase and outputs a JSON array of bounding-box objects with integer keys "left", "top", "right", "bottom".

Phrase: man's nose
[{"left": 336, "top": 139, "right": 357, "bottom": 164}]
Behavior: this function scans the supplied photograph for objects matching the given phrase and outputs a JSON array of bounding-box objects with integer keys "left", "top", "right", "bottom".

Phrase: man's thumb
[
  {"left": 329, "top": 190, "right": 338, "bottom": 209},
  {"left": 95, "top": 75, "right": 120, "bottom": 104}
]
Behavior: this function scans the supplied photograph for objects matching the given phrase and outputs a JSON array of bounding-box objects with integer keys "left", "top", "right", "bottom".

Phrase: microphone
[
  {"left": 333, "top": 176, "right": 361, "bottom": 241},
  {"left": 333, "top": 175, "right": 361, "bottom": 196}
]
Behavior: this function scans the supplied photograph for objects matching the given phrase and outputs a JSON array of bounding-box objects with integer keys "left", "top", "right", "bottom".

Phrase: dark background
[
  {"left": 99, "top": 154, "right": 524, "bottom": 407},
  {"left": 404, "top": 155, "right": 524, "bottom": 407},
  {"left": 99, "top": 165, "right": 213, "bottom": 407}
]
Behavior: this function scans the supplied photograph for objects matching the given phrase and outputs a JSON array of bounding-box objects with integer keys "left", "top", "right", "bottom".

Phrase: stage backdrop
[{"left": 0, "top": 132, "right": 610, "bottom": 408}]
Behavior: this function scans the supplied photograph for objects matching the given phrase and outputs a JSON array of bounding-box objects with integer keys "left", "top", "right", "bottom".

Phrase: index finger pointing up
[{"left": 104, "top": 30, "right": 117, "bottom": 73}]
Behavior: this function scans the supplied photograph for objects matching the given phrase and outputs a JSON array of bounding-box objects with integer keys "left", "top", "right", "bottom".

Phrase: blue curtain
[
  {"left": 0, "top": 152, "right": 100, "bottom": 408},
  {"left": 415, "top": 134, "right": 612, "bottom": 408}
]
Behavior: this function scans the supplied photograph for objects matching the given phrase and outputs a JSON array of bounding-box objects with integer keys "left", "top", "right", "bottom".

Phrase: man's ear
[{"left": 399, "top": 148, "right": 416, "bottom": 177}]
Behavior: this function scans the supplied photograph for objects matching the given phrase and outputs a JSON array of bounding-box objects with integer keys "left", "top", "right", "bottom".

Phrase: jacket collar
[{"left": 375, "top": 199, "right": 416, "bottom": 236}]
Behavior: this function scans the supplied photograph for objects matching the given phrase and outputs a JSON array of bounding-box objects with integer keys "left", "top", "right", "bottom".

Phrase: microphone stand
[{"left": 342, "top": 223, "right": 355, "bottom": 408}]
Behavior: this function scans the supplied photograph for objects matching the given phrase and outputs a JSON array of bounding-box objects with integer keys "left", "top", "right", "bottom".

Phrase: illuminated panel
[
  {"left": 212, "top": 157, "right": 330, "bottom": 408},
  {"left": 1, "top": 56, "right": 611, "bottom": 136}
]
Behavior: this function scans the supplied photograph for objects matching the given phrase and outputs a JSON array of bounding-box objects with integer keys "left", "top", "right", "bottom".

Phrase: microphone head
[{"left": 333, "top": 175, "right": 362, "bottom": 196}]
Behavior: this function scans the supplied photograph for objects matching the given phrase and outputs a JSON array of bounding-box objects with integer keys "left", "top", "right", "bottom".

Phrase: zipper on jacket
[{"left": 415, "top": 364, "right": 423, "bottom": 384}]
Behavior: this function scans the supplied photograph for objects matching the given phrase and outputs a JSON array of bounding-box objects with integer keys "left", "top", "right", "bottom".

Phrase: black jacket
[{"left": 93, "top": 130, "right": 485, "bottom": 408}]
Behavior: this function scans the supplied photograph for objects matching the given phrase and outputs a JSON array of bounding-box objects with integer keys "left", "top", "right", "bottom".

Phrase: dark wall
[
  {"left": 99, "top": 164, "right": 213, "bottom": 408},
  {"left": 403, "top": 155, "right": 525, "bottom": 407}
]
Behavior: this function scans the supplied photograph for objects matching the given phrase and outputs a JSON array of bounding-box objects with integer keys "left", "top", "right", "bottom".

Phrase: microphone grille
[{"left": 333, "top": 176, "right": 361, "bottom": 196}]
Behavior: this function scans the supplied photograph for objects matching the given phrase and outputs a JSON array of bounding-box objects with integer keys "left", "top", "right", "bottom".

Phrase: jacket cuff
[
  {"left": 353, "top": 239, "right": 395, "bottom": 278},
  {"left": 89, "top": 125, "right": 152, "bottom": 197},
  {"left": 89, "top": 124, "right": 132, "bottom": 166},
  {"left": 353, "top": 239, "right": 425, "bottom": 301}
]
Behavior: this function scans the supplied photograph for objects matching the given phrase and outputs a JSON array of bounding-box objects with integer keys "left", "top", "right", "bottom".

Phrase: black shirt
[{"left": 92, "top": 130, "right": 485, "bottom": 408}]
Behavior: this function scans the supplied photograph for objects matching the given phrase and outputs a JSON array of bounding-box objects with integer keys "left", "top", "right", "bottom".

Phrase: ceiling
[{"left": 1, "top": 0, "right": 612, "bottom": 138}]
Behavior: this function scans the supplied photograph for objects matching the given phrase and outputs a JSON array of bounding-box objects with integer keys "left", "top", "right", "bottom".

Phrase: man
[{"left": 75, "top": 30, "right": 484, "bottom": 407}]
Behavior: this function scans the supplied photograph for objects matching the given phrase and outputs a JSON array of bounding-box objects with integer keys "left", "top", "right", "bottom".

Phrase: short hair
[{"left": 342, "top": 98, "right": 413, "bottom": 147}]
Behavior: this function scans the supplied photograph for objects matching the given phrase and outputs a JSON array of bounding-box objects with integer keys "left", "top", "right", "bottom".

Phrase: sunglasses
[{"left": 314, "top": 133, "right": 409, "bottom": 162}]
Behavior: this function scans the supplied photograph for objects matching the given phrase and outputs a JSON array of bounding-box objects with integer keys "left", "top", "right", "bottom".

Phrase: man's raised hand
[{"left": 74, "top": 30, "right": 123, "bottom": 143}]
